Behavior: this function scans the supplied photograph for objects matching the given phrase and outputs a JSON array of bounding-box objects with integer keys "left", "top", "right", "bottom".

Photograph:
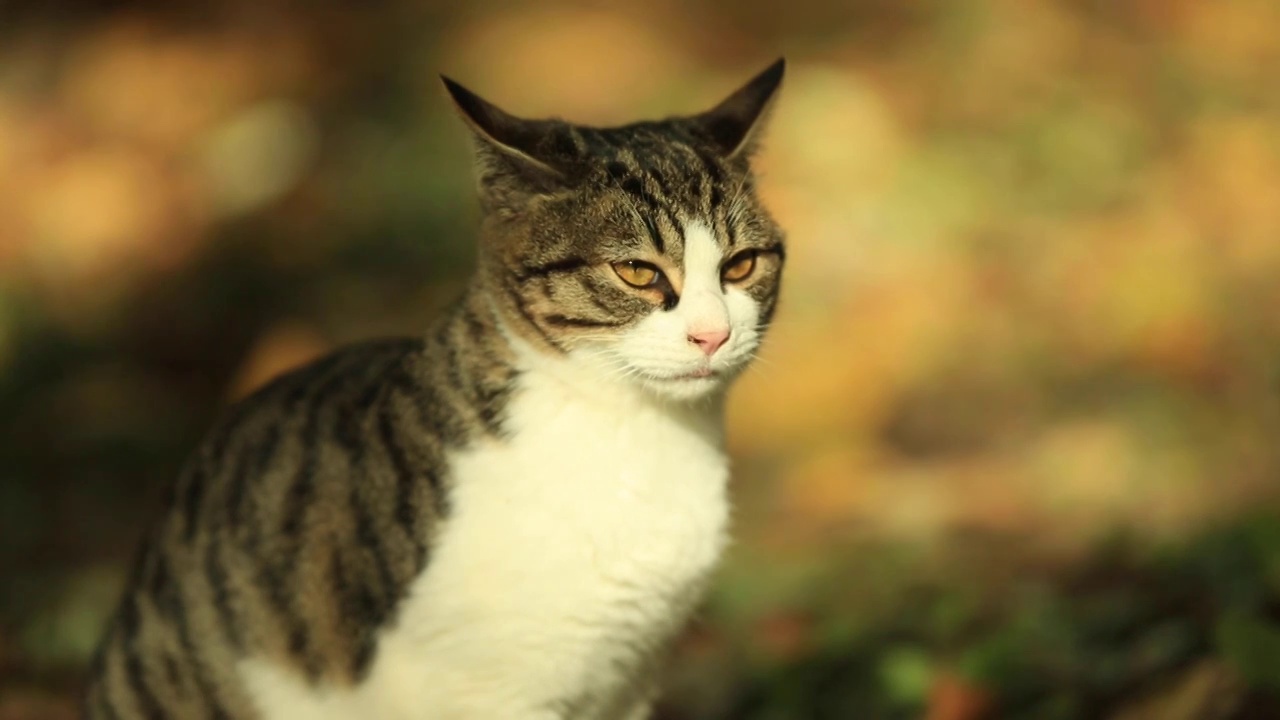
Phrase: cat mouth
[{"left": 664, "top": 367, "right": 718, "bottom": 381}]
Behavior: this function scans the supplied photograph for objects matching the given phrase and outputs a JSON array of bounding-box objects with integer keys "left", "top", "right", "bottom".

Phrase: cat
[{"left": 83, "top": 57, "right": 786, "bottom": 720}]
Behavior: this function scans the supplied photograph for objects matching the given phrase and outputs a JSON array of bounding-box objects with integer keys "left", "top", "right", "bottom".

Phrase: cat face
[
  {"left": 444, "top": 61, "right": 785, "bottom": 401},
  {"left": 600, "top": 218, "right": 782, "bottom": 400}
]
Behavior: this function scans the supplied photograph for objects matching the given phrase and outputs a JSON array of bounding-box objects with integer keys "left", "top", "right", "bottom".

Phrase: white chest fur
[{"left": 241, "top": 369, "right": 732, "bottom": 720}]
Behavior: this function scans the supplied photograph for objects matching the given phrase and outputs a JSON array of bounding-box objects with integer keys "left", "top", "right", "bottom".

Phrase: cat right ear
[{"left": 440, "top": 76, "right": 563, "bottom": 181}]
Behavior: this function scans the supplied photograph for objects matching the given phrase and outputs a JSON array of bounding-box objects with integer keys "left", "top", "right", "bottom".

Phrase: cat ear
[
  {"left": 440, "top": 76, "right": 563, "bottom": 181},
  {"left": 689, "top": 58, "right": 786, "bottom": 160}
]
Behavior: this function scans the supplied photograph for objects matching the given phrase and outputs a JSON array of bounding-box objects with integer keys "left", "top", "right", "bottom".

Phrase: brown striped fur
[{"left": 84, "top": 59, "right": 785, "bottom": 720}]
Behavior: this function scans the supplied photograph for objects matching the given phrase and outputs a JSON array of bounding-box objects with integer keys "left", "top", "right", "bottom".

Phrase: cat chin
[{"left": 636, "top": 372, "right": 729, "bottom": 402}]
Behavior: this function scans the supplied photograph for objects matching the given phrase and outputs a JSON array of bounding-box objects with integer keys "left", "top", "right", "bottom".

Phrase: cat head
[{"left": 444, "top": 60, "right": 785, "bottom": 402}]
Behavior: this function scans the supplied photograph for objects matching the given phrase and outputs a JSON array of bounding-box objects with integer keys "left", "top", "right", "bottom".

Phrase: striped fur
[{"left": 85, "top": 59, "right": 786, "bottom": 720}]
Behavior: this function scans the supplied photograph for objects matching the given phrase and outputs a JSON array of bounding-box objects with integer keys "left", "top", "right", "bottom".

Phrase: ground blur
[{"left": 2, "top": 1, "right": 1280, "bottom": 718}]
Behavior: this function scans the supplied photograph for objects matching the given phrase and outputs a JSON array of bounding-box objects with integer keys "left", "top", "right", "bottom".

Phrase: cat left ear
[
  {"left": 440, "top": 76, "right": 562, "bottom": 178},
  {"left": 690, "top": 58, "right": 786, "bottom": 160}
]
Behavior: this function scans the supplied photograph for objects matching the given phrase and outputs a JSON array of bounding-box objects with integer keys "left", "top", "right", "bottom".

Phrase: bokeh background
[{"left": 3, "top": 0, "right": 1280, "bottom": 717}]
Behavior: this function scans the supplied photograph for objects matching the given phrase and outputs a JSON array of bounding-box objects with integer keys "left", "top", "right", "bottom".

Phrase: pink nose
[{"left": 688, "top": 328, "right": 730, "bottom": 357}]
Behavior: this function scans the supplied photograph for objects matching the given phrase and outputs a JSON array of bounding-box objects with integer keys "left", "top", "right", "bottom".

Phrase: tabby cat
[{"left": 84, "top": 58, "right": 786, "bottom": 720}]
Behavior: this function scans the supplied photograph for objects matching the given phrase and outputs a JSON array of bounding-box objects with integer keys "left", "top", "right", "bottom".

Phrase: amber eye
[
  {"left": 721, "top": 251, "right": 757, "bottom": 283},
  {"left": 613, "top": 260, "right": 662, "bottom": 288}
]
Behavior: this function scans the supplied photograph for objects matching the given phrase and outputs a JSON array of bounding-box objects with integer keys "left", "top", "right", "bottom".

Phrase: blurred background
[{"left": 2, "top": 0, "right": 1280, "bottom": 717}]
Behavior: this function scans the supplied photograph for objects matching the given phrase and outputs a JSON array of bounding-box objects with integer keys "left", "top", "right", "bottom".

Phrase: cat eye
[
  {"left": 721, "top": 251, "right": 758, "bottom": 283},
  {"left": 613, "top": 260, "right": 663, "bottom": 288}
]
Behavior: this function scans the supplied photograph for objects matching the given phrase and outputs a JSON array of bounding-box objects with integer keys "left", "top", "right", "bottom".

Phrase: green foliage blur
[{"left": 2, "top": 0, "right": 1280, "bottom": 717}]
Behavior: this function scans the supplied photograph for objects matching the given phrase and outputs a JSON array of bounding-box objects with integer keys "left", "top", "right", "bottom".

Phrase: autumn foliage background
[{"left": 3, "top": 1, "right": 1280, "bottom": 718}]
